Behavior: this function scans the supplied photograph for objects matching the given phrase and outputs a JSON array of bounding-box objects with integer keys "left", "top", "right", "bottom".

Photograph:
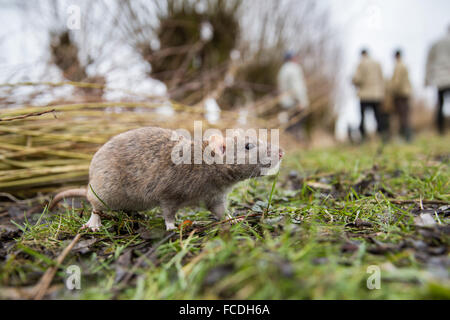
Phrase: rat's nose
[{"left": 279, "top": 150, "right": 284, "bottom": 159}]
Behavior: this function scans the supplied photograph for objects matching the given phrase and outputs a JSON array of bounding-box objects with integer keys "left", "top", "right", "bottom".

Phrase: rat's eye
[{"left": 245, "top": 143, "right": 255, "bottom": 150}]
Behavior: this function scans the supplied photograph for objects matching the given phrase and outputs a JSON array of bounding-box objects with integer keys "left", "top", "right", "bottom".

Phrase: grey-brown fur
[{"left": 51, "top": 127, "right": 282, "bottom": 230}]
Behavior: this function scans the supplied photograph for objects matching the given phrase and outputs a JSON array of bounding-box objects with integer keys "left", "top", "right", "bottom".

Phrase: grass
[{"left": 0, "top": 133, "right": 449, "bottom": 299}]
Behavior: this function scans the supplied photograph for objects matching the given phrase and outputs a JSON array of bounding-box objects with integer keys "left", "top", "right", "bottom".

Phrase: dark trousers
[
  {"left": 359, "top": 101, "right": 389, "bottom": 139},
  {"left": 437, "top": 88, "right": 450, "bottom": 134},
  {"left": 393, "top": 96, "right": 412, "bottom": 141},
  {"left": 286, "top": 109, "right": 312, "bottom": 141}
]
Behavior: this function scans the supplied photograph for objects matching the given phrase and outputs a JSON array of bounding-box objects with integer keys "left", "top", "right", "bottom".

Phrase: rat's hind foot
[{"left": 81, "top": 211, "right": 102, "bottom": 232}]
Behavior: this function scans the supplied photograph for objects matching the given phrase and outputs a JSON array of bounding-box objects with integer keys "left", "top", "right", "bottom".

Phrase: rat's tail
[{"left": 49, "top": 188, "right": 87, "bottom": 210}]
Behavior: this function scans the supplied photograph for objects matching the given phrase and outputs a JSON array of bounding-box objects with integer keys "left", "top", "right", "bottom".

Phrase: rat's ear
[{"left": 208, "top": 134, "right": 226, "bottom": 155}]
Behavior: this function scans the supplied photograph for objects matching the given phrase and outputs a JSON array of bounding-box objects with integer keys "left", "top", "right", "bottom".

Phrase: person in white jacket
[
  {"left": 278, "top": 52, "right": 309, "bottom": 113},
  {"left": 425, "top": 25, "right": 450, "bottom": 134},
  {"left": 277, "top": 52, "right": 310, "bottom": 138}
]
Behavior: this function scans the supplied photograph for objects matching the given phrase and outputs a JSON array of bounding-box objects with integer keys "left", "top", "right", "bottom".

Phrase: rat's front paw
[
  {"left": 81, "top": 212, "right": 102, "bottom": 232},
  {"left": 165, "top": 221, "right": 176, "bottom": 231}
]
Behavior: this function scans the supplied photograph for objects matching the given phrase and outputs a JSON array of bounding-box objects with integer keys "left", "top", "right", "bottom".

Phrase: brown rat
[{"left": 49, "top": 126, "right": 283, "bottom": 231}]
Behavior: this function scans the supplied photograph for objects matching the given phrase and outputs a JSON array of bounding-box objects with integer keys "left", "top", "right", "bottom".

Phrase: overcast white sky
[{"left": 1, "top": 0, "right": 449, "bottom": 137}]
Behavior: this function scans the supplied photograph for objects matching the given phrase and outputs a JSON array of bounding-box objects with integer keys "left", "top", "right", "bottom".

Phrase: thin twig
[
  {"left": 0, "top": 192, "right": 36, "bottom": 204},
  {"left": 0, "top": 109, "right": 56, "bottom": 122}
]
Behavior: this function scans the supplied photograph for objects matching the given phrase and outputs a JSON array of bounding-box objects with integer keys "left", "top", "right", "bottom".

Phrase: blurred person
[
  {"left": 352, "top": 49, "right": 387, "bottom": 141},
  {"left": 380, "top": 78, "right": 394, "bottom": 140},
  {"left": 425, "top": 25, "right": 450, "bottom": 134},
  {"left": 391, "top": 50, "right": 413, "bottom": 141},
  {"left": 277, "top": 52, "right": 310, "bottom": 139}
]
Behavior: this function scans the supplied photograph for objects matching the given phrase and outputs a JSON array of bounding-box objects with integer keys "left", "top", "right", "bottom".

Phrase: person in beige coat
[
  {"left": 425, "top": 25, "right": 450, "bottom": 134},
  {"left": 391, "top": 50, "right": 413, "bottom": 141},
  {"left": 277, "top": 51, "right": 310, "bottom": 139},
  {"left": 352, "top": 49, "right": 388, "bottom": 140}
]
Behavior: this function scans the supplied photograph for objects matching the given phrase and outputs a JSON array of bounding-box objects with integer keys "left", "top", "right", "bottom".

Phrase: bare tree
[
  {"left": 8, "top": 0, "right": 123, "bottom": 100},
  {"left": 115, "top": 0, "right": 242, "bottom": 104}
]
